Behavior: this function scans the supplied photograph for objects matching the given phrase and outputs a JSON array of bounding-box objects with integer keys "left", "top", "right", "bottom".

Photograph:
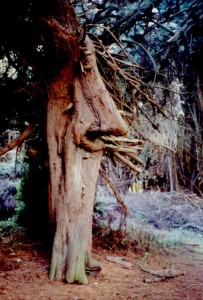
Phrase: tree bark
[
  {"left": 46, "top": 11, "right": 127, "bottom": 283},
  {"left": 168, "top": 153, "right": 179, "bottom": 192}
]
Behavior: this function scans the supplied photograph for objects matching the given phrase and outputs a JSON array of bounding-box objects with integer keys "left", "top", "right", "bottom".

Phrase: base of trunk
[{"left": 49, "top": 134, "right": 103, "bottom": 284}]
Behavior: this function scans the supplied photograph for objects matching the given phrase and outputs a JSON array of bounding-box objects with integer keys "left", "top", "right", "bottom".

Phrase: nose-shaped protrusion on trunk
[
  {"left": 73, "top": 37, "right": 128, "bottom": 146},
  {"left": 73, "top": 75, "right": 128, "bottom": 144},
  {"left": 73, "top": 75, "right": 128, "bottom": 145}
]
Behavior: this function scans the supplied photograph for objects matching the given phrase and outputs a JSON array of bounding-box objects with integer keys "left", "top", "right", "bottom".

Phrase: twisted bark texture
[{"left": 46, "top": 3, "right": 127, "bottom": 284}]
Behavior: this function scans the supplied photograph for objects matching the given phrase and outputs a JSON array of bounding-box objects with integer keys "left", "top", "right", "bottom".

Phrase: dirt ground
[{"left": 0, "top": 233, "right": 203, "bottom": 300}]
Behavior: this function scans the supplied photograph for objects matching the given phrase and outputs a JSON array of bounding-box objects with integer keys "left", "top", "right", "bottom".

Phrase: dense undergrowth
[{"left": 93, "top": 189, "right": 203, "bottom": 255}]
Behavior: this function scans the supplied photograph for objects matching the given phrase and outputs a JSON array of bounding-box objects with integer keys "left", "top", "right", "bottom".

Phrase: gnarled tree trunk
[{"left": 46, "top": 5, "right": 127, "bottom": 284}]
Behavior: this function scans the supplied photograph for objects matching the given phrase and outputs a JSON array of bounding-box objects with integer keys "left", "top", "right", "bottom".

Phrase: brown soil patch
[{"left": 0, "top": 234, "right": 203, "bottom": 300}]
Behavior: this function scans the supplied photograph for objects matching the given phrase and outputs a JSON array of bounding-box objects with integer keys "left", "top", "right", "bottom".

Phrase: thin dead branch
[
  {"left": 96, "top": 47, "right": 167, "bottom": 119},
  {"left": 135, "top": 86, "right": 168, "bottom": 118},
  {"left": 105, "top": 145, "right": 143, "bottom": 152},
  {"left": 122, "top": 39, "right": 158, "bottom": 85},
  {"left": 134, "top": 128, "right": 176, "bottom": 153},
  {"left": 99, "top": 169, "right": 129, "bottom": 214},
  {"left": 99, "top": 135, "right": 144, "bottom": 173},
  {"left": 167, "top": 20, "right": 192, "bottom": 43},
  {"left": 125, "top": 152, "right": 144, "bottom": 165},
  {"left": 87, "top": 24, "right": 143, "bottom": 69},
  {"left": 113, "top": 152, "right": 142, "bottom": 173},
  {"left": 101, "top": 135, "right": 144, "bottom": 145},
  {"left": 0, "top": 124, "right": 34, "bottom": 156}
]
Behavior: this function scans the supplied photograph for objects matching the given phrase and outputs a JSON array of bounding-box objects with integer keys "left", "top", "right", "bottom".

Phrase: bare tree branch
[{"left": 0, "top": 125, "right": 34, "bottom": 156}]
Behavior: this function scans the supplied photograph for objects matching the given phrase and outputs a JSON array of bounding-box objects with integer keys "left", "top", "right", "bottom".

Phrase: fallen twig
[
  {"left": 137, "top": 262, "right": 185, "bottom": 279},
  {"left": 182, "top": 242, "right": 200, "bottom": 247},
  {"left": 106, "top": 256, "right": 133, "bottom": 269},
  {"left": 184, "top": 283, "right": 197, "bottom": 289},
  {"left": 143, "top": 276, "right": 166, "bottom": 283}
]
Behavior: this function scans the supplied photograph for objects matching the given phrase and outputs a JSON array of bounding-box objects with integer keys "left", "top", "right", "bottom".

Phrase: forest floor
[{"left": 0, "top": 232, "right": 203, "bottom": 300}]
